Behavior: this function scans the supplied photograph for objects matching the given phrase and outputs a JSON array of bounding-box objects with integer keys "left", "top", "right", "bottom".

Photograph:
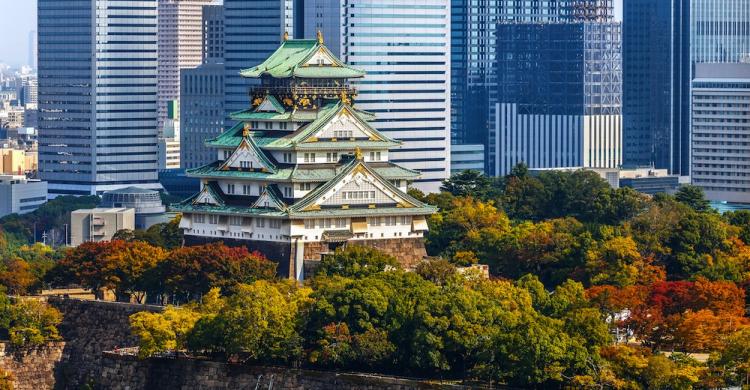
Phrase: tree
[
  {"left": 315, "top": 245, "right": 399, "bottom": 278},
  {"left": 726, "top": 210, "right": 750, "bottom": 244},
  {"left": 440, "top": 170, "right": 498, "bottom": 200},
  {"left": 0, "top": 296, "right": 62, "bottom": 347},
  {"left": 714, "top": 328, "right": 750, "bottom": 387},
  {"left": 586, "top": 236, "right": 665, "bottom": 287},
  {"left": 0, "top": 259, "right": 37, "bottom": 295},
  {"left": 414, "top": 259, "right": 457, "bottom": 286},
  {"left": 188, "top": 281, "right": 311, "bottom": 364},
  {"left": 675, "top": 185, "right": 711, "bottom": 213},
  {"left": 130, "top": 305, "right": 203, "bottom": 358},
  {"left": 155, "top": 243, "right": 276, "bottom": 302}
]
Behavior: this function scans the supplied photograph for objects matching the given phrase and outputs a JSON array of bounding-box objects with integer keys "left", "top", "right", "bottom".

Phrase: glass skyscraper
[
  {"left": 451, "top": 0, "right": 614, "bottom": 173},
  {"left": 38, "top": 0, "right": 161, "bottom": 196},
  {"left": 304, "top": 0, "right": 452, "bottom": 192},
  {"left": 622, "top": 0, "right": 690, "bottom": 175},
  {"left": 691, "top": 0, "right": 750, "bottom": 63},
  {"left": 491, "top": 21, "right": 622, "bottom": 175}
]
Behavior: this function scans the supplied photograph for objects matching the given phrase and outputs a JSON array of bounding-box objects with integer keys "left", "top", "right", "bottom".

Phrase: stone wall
[
  {"left": 0, "top": 342, "right": 65, "bottom": 390},
  {"left": 99, "top": 353, "right": 475, "bottom": 390},
  {"left": 46, "top": 297, "right": 163, "bottom": 389},
  {"left": 355, "top": 238, "right": 428, "bottom": 269}
]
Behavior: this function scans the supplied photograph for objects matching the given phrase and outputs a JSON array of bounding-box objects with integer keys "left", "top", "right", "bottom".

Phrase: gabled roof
[
  {"left": 251, "top": 185, "right": 288, "bottom": 211},
  {"left": 290, "top": 157, "right": 433, "bottom": 213},
  {"left": 191, "top": 182, "right": 225, "bottom": 207},
  {"left": 219, "top": 134, "right": 277, "bottom": 173},
  {"left": 185, "top": 160, "right": 420, "bottom": 182},
  {"left": 240, "top": 39, "right": 365, "bottom": 79},
  {"left": 254, "top": 95, "right": 286, "bottom": 114},
  {"left": 264, "top": 101, "right": 399, "bottom": 150}
]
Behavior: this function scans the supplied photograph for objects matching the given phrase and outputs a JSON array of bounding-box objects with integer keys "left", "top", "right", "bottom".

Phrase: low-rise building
[
  {"left": 619, "top": 168, "right": 680, "bottom": 195},
  {"left": 0, "top": 175, "right": 47, "bottom": 218},
  {"left": 450, "top": 144, "right": 485, "bottom": 175},
  {"left": 70, "top": 208, "right": 135, "bottom": 247},
  {"left": 99, "top": 186, "right": 172, "bottom": 229}
]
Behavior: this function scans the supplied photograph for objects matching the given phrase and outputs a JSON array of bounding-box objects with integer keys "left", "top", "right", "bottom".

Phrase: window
[
  {"left": 343, "top": 191, "right": 376, "bottom": 200},
  {"left": 283, "top": 152, "right": 292, "bottom": 163},
  {"left": 208, "top": 214, "right": 220, "bottom": 224},
  {"left": 229, "top": 216, "right": 243, "bottom": 226},
  {"left": 304, "top": 219, "right": 315, "bottom": 229},
  {"left": 391, "top": 180, "right": 401, "bottom": 187},
  {"left": 242, "top": 184, "right": 251, "bottom": 195},
  {"left": 299, "top": 183, "right": 313, "bottom": 191},
  {"left": 264, "top": 122, "right": 272, "bottom": 129},
  {"left": 369, "top": 217, "right": 381, "bottom": 226},
  {"left": 284, "top": 187, "right": 292, "bottom": 197},
  {"left": 385, "top": 216, "right": 397, "bottom": 226},
  {"left": 280, "top": 122, "right": 288, "bottom": 130},
  {"left": 256, "top": 218, "right": 265, "bottom": 227},
  {"left": 304, "top": 153, "right": 316, "bottom": 163},
  {"left": 240, "top": 161, "right": 253, "bottom": 169},
  {"left": 335, "top": 218, "right": 346, "bottom": 228},
  {"left": 194, "top": 214, "right": 205, "bottom": 223},
  {"left": 269, "top": 219, "right": 281, "bottom": 229},
  {"left": 333, "top": 130, "right": 353, "bottom": 139},
  {"left": 401, "top": 216, "right": 410, "bottom": 225},
  {"left": 223, "top": 150, "right": 230, "bottom": 159},
  {"left": 326, "top": 152, "right": 338, "bottom": 162},
  {"left": 226, "top": 184, "right": 235, "bottom": 194},
  {"left": 370, "top": 151, "right": 381, "bottom": 161}
]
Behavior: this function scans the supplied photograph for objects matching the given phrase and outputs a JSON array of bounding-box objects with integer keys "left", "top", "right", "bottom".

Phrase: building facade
[
  {"left": 202, "top": 3, "right": 224, "bottom": 63},
  {"left": 491, "top": 21, "right": 622, "bottom": 175},
  {"left": 691, "top": 63, "right": 750, "bottom": 203},
  {"left": 158, "top": 0, "right": 213, "bottom": 131},
  {"left": 70, "top": 208, "right": 136, "bottom": 247},
  {"left": 181, "top": 63, "right": 225, "bottom": 169},
  {"left": 622, "top": 0, "right": 691, "bottom": 175},
  {"left": 0, "top": 175, "right": 47, "bottom": 218},
  {"left": 691, "top": 0, "right": 750, "bottom": 64},
  {"left": 452, "top": 0, "right": 615, "bottom": 173},
  {"left": 450, "top": 144, "right": 485, "bottom": 174},
  {"left": 38, "top": 0, "right": 161, "bottom": 196},
  {"left": 173, "top": 39, "right": 436, "bottom": 279},
  {"left": 303, "top": 0, "right": 452, "bottom": 192}
]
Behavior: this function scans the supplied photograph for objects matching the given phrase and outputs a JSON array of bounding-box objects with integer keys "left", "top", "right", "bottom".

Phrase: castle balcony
[{"left": 250, "top": 85, "right": 357, "bottom": 100}]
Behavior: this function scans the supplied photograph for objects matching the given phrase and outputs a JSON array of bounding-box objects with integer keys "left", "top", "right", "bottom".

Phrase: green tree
[
  {"left": 675, "top": 185, "right": 711, "bottom": 213},
  {"left": 440, "top": 170, "right": 498, "bottom": 200},
  {"left": 316, "top": 245, "right": 399, "bottom": 278},
  {"left": 0, "top": 296, "right": 62, "bottom": 347}
]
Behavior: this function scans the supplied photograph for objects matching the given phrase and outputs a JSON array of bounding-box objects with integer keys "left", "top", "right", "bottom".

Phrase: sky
[{"left": 0, "top": 0, "right": 623, "bottom": 69}]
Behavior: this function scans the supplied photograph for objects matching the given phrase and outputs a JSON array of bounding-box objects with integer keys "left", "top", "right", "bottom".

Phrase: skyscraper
[
  {"left": 38, "top": 0, "right": 161, "bottom": 196},
  {"left": 27, "top": 30, "right": 37, "bottom": 70},
  {"left": 451, "top": 0, "right": 615, "bottom": 173},
  {"left": 622, "top": 0, "right": 690, "bottom": 176},
  {"left": 691, "top": 0, "right": 750, "bottom": 63},
  {"left": 223, "top": 0, "right": 295, "bottom": 118},
  {"left": 158, "top": 0, "right": 214, "bottom": 131},
  {"left": 303, "top": 0, "right": 452, "bottom": 192},
  {"left": 491, "top": 21, "right": 623, "bottom": 175}
]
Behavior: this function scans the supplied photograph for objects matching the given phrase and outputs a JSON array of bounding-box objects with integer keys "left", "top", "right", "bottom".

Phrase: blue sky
[{"left": 0, "top": 0, "right": 622, "bottom": 68}]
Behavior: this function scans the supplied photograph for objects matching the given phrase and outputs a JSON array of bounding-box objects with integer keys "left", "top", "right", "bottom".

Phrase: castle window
[
  {"left": 229, "top": 216, "right": 243, "bottom": 226},
  {"left": 343, "top": 191, "right": 376, "bottom": 200},
  {"left": 256, "top": 218, "right": 265, "bottom": 228},
  {"left": 304, "top": 153, "right": 316, "bottom": 163},
  {"left": 208, "top": 214, "right": 220, "bottom": 224},
  {"left": 326, "top": 152, "right": 338, "bottom": 162},
  {"left": 304, "top": 219, "right": 315, "bottom": 229},
  {"left": 269, "top": 219, "right": 281, "bottom": 229},
  {"left": 227, "top": 184, "right": 235, "bottom": 194},
  {"left": 194, "top": 214, "right": 205, "bottom": 223},
  {"left": 299, "top": 183, "right": 313, "bottom": 191},
  {"left": 370, "top": 151, "right": 381, "bottom": 161},
  {"left": 242, "top": 184, "right": 251, "bottom": 195},
  {"left": 335, "top": 218, "right": 347, "bottom": 228},
  {"left": 384, "top": 216, "right": 397, "bottom": 226},
  {"left": 284, "top": 187, "right": 292, "bottom": 197}
]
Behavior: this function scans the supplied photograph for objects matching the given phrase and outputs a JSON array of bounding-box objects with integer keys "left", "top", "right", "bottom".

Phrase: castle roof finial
[
  {"left": 317, "top": 30, "right": 324, "bottom": 44},
  {"left": 355, "top": 146, "right": 363, "bottom": 161},
  {"left": 283, "top": 31, "right": 289, "bottom": 41},
  {"left": 243, "top": 122, "right": 251, "bottom": 138}
]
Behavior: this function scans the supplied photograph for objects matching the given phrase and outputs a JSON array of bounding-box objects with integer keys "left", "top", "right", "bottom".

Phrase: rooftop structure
[
  {"left": 100, "top": 186, "right": 171, "bottom": 229},
  {"left": 173, "top": 37, "right": 436, "bottom": 280}
]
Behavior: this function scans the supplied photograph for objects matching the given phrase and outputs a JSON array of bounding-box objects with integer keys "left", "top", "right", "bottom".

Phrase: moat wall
[
  {"left": 0, "top": 342, "right": 65, "bottom": 390},
  {"left": 98, "top": 352, "right": 472, "bottom": 390}
]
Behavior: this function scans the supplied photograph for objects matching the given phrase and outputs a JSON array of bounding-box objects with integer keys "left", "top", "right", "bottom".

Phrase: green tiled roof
[
  {"left": 264, "top": 101, "right": 398, "bottom": 149},
  {"left": 186, "top": 161, "right": 421, "bottom": 182},
  {"left": 289, "top": 158, "right": 431, "bottom": 213},
  {"left": 240, "top": 39, "right": 365, "bottom": 79},
  {"left": 220, "top": 135, "right": 278, "bottom": 173}
]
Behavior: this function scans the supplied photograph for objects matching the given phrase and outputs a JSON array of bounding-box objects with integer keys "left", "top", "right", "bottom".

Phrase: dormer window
[{"left": 240, "top": 161, "right": 253, "bottom": 169}]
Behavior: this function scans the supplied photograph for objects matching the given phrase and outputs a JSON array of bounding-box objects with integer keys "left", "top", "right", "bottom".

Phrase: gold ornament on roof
[
  {"left": 283, "top": 31, "right": 289, "bottom": 41},
  {"left": 243, "top": 123, "right": 251, "bottom": 137},
  {"left": 340, "top": 90, "right": 350, "bottom": 105},
  {"left": 317, "top": 30, "right": 324, "bottom": 44},
  {"left": 354, "top": 147, "right": 363, "bottom": 160},
  {"left": 252, "top": 97, "right": 263, "bottom": 106}
]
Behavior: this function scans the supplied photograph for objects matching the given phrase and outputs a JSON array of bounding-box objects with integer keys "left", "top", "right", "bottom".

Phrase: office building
[
  {"left": 692, "top": 63, "right": 750, "bottom": 203},
  {"left": 70, "top": 208, "right": 136, "bottom": 247},
  {"left": 450, "top": 144, "right": 485, "bottom": 174},
  {"left": 623, "top": 0, "right": 691, "bottom": 176},
  {"left": 223, "top": 0, "right": 295, "bottom": 118},
  {"left": 691, "top": 0, "right": 750, "bottom": 63},
  {"left": 304, "top": 0, "right": 452, "bottom": 192},
  {"left": 28, "top": 30, "right": 37, "bottom": 69},
  {"left": 202, "top": 3, "right": 224, "bottom": 63},
  {"left": 173, "top": 39, "right": 436, "bottom": 279},
  {"left": 181, "top": 63, "right": 225, "bottom": 169},
  {"left": 619, "top": 168, "right": 680, "bottom": 195},
  {"left": 452, "top": 0, "right": 614, "bottom": 173},
  {"left": 38, "top": 0, "right": 161, "bottom": 196},
  {"left": 0, "top": 147, "right": 37, "bottom": 175},
  {"left": 0, "top": 175, "right": 47, "bottom": 218},
  {"left": 158, "top": 0, "right": 213, "bottom": 131},
  {"left": 491, "top": 21, "right": 622, "bottom": 176}
]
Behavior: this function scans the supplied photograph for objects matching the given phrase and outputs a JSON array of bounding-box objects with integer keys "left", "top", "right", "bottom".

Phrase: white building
[
  {"left": 304, "top": 0, "right": 452, "bottom": 192},
  {"left": 450, "top": 144, "right": 485, "bottom": 174},
  {"left": 158, "top": 0, "right": 214, "bottom": 131},
  {"left": 692, "top": 63, "right": 750, "bottom": 203},
  {"left": 0, "top": 175, "right": 48, "bottom": 218},
  {"left": 70, "top": 208, "right": 136, "bottom": 247}
]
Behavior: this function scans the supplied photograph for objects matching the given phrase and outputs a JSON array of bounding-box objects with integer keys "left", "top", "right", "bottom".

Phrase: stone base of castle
[{"left": 184, "top": 235, "right": 428, "bottom": 279}]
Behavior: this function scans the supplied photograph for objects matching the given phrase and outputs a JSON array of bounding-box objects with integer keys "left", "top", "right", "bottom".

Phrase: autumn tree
[
  {"left": 0, "top": 296, "right": 62, "bottom": 347},
  {"left": 154, "top": 243, "right": 276, "bottom": 303},
  {"left": 586, "top": 236, "right": 665, "bottom": 287}
]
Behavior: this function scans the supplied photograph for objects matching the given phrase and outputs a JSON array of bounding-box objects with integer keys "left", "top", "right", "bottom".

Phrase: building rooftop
[{"left": 239, "top": 38, "right": 365, "bottom": 79}]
